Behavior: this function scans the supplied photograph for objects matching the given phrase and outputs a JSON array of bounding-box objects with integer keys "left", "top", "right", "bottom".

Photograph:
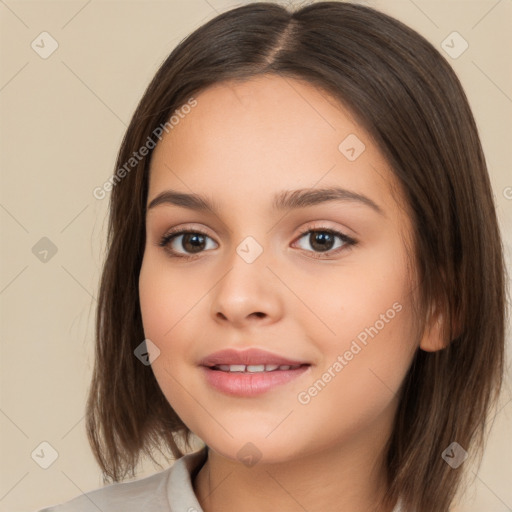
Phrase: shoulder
[
  {"left": 35, "top": 467, "right": 172, "bottom": 512},
  {"left": 35, "top": 446, "right": 208, "bottom": 512}
]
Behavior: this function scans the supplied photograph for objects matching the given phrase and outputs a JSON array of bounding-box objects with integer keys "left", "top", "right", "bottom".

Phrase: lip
[
  {"left": 199, "top": 348, "right": 311, "bottom": 397},
  {"left": 199, "top": 348, "right": 308, "bottom": 367},
  {"left": 200, "top": 365, "right": 311, "bottom": 397}
]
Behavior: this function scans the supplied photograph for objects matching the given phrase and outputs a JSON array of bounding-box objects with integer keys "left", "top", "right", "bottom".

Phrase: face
[{"left": 139, "top": 74, "right": 423, "bottom": 464}]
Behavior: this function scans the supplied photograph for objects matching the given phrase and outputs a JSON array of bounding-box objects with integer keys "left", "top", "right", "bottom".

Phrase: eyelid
[
  {"left": 157, "top": 224, "right": 216, "bottom": 250},
  {"left": 291, "top": 223, "right": 357, "bottom": 258}
]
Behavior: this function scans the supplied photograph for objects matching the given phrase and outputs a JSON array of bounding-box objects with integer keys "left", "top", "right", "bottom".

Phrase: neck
[{"left": 193, "top": 422, "right": 397, "bottom": 512}]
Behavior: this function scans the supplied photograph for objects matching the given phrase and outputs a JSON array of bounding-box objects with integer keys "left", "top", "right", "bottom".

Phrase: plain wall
[{"left": 0, "top": 1, "right": 510, "bottom": 511}]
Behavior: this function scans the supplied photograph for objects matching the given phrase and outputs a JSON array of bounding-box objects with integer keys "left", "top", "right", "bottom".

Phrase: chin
[{"left": 200, "top": 432, "right": 308, "bottom": 467}]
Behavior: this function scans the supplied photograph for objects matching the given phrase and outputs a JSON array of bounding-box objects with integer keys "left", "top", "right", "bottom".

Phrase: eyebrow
[{"left": 147, "top": 186, "right": 384, "bottom": 215}]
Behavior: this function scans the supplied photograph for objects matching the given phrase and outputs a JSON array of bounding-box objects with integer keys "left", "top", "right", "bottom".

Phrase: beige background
[{"left": 1, "top": 0, "right": 511, "bottom": 511}]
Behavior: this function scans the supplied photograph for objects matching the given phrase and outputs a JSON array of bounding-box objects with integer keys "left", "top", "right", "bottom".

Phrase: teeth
[
  {"left": 224, "top": 364, "right": 245, "bottom": 372},
  {"left": 214, "top": 364, "right": 301, "bottom": 373},
  {"left": 247, "top": 365, "right": 266, "bottom": 372}
]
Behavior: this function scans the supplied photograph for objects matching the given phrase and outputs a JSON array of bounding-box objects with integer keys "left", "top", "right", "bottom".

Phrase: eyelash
[{"left": 156, "top": 224, "right": 357, "bottom": 261}]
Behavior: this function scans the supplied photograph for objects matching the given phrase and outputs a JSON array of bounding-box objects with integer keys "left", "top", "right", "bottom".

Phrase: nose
[{"left": 210, "top": 247, "right": 284, "bottom": 329}]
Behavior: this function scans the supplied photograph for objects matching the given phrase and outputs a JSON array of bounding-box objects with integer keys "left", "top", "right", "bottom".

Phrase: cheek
[
  {"left": 293, "top": 236, "right": 417, "bottom": 406},
  {"left": 138, "top": 256, "right": 192, "bottom": 399},
  {"left": 293, "top": 298, "right": 417, "bottom": 453},
  {"left": 138, "top": 252, "right": 218, "bottom": 385},
  {"left": 138, "top": 253, "right": 204, "bottom": 344},
  {"left": 292, "top": 234, "right": 414, "bottom": 353},
  {"left": 138, "top": 255, "right": 205, "bottom": 420}
]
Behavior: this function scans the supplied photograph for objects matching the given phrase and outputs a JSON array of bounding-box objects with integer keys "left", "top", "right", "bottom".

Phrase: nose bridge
[{"left": 210, "top": 233, "right": 282, "bottom": 326}]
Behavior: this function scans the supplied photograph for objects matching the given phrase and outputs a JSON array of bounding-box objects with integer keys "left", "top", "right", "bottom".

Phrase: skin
[{"left": 139, "top": 74, "right": 443, "bottom": 512}]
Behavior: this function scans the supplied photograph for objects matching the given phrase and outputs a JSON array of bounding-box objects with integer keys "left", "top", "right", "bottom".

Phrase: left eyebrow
[
  {"left": 147, "top": 186, "right": 384, "bottom": 216},
  {"left": 272, "top": 187, "right": 384, "bottom": 215}
]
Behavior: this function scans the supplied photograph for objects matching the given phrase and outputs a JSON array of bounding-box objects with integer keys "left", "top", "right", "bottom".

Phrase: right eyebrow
[{"left": 147, "top": 190, "right": 216, "bottom": 212}]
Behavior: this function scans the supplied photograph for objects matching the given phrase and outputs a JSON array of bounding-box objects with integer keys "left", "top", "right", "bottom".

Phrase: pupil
[
  {"left": 310, "top": 232, "right": 334, "bottom": 252},
  {"left": 183, "top": 233, "right": 205, "bottom": 253}
]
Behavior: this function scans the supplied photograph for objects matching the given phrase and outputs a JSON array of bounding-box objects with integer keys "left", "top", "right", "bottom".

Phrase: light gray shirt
[{"left": 36, "top": 446, "right": 403, "bottom": 511}]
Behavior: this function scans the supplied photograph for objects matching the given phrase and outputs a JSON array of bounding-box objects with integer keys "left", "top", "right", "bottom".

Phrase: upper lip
[{"left": 200, "top": 348, "right": 309, "bottom": 367}]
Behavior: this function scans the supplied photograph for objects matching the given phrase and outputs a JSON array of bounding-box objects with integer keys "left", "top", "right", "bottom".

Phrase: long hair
[{"left": 85, "top": 3, "right": 507, "bottom": 511}]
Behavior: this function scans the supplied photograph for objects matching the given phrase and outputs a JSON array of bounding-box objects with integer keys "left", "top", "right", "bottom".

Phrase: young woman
[{"left": 38, "top": 2, "right": 506, "bottom": 511}]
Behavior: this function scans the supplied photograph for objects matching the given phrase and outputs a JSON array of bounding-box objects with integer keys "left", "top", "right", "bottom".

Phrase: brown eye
[
  {"left": 178, "top": 233, "right": 207, "bottom": 253},
  {"left": 293, "top": 228, "right": 356, "bottom": 258},
  {"left": 158, "top": 229, "right": 218, "bottom": 258},
  {"left": 305, "top": 231, "right": 337, "bottom": 252}
]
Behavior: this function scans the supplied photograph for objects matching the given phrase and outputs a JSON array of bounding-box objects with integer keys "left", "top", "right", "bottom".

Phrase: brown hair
[{"left": 85, "top": 2, "right": 507, "bottom": 511}]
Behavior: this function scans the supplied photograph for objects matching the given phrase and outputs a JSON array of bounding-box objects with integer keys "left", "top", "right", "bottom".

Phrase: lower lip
[{"left": 201, "top": 365, "right": 311, "bottom": 397}]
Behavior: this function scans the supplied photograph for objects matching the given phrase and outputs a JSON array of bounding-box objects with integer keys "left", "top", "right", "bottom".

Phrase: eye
[
  {"left": 292, "top": 226, "right": 357, "bottom": 259},
  {"left": 157, "top": 228, "right": 218, "bottom": 259}
]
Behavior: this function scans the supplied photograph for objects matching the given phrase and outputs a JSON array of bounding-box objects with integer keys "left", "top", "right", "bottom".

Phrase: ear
[{"left": 419, "top": 303, "right": 449, "bottom": 352}]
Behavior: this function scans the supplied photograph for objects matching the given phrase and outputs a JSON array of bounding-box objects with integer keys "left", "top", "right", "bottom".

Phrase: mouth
[
  {"left": 201, "top": 362, "right": 311, "bottom": 397},
  {"left": 199, "top": 348, "right": 312, "bottom": 396}
]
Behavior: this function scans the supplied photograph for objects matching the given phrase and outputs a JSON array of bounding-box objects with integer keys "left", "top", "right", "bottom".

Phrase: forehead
[{"left": 148, "top": 75, "right": 401, "bottom": 217}]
